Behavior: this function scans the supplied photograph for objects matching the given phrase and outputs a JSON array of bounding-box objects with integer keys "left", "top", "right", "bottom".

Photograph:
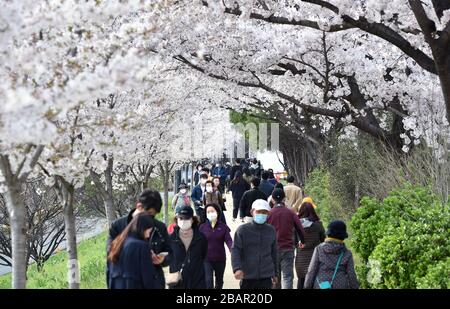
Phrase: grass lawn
[{"left": 0, "top": 232, "right": 108, "bottom": 289}]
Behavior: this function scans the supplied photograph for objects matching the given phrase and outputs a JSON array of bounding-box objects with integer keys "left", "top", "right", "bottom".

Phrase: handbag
[
  {"left": 316, "top": 251, "right": 344, "bottom": 289},
  {"left": 166, "top": 271, "right": 182, "bottom": 287},
  {"left": 166, "top": 243, "right": 191, "bottom": 288}
]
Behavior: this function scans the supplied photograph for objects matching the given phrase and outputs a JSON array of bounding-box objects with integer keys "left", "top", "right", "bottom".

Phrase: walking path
[{"left": 221, "top": 192, "right": 298, "bottom": 289}]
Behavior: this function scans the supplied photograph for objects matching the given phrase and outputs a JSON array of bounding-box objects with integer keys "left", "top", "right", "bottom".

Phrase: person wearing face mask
[
  {"left": 203, "top": 179, "right": 227, "bottom": 224},
  {"left": 168, "top": 205, "right": 208, "bottom": 289},
  {"left": 199, "top": 204, "right": 233, "bottom": 289},
  {"left": 191, "top": 174, "right": 208, "bottom": 219},
  {"left": 232, "top": 199, "right": 278, "bottom": 289},
  {"left": 108, "top": 213, "right": 156, "bottom": 289},
  {"left": 172, "top": 183, "right": 193, "bottom": 214},
  {"left": 107, "top": 190, "right": 172, "bottom": 289}
]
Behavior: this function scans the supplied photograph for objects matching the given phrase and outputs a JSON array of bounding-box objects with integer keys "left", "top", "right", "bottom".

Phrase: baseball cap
[
  {"left": 177, "top": 205, "right": 194, "bottom": 219},
  {"left": 251, "top": 199, "right": 271, "bottom": 212}
]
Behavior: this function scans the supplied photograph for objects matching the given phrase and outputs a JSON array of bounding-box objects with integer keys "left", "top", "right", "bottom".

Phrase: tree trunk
[
  {"left": 104, "top": 157, "right": 116, "bottom": 227},
  {"left": 89, "top": 156, "right": 116, "bottom": 227},
  {"left": 436, "top": 55, "right": 450, "bottom": 125},
  {"left": 0, "top": 156, "right": 28, "bottom": 289},
  {"left": 162, "top": 161, "right": 170, "bottom": 226},
  {"left": 55, "top": 177, "right": 79, "bottom": 289},
  {"left": 4, "top": 185, "right": 28, "bottom": 289}
]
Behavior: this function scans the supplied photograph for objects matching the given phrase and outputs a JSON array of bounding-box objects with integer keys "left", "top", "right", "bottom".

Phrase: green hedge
[{"left": 350, "top": 184, "right": 450, "bottom": 288}]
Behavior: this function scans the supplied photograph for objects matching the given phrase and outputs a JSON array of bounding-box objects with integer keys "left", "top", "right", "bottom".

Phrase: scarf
[
  {"left": 179, "top": 228, "right": 194, "bottom": 252},
  {"left": 325, "top": 237, "right": 344, "bottom": 244}
]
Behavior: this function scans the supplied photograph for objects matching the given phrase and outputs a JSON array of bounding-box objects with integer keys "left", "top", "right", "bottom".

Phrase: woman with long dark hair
[
  {"left": 228, "top": 171, "right": 250, "bottom": 222},
  {"left": 295, "top": 202, "right": 325, "bottom": 289},
  {"left": 107, "top": 214, "right": 156, "bottom": 289}
]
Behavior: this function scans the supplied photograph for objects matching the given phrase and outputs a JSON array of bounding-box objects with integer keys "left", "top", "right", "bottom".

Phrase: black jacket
[
  {"left": 230, "top": 165, "right": 242, "bottom": 181},
  {"left": 229, "top": 179, "right": 250, "bottom": 201},
  {"left": 109, "top": 236, "right": 156, "bottom": 289},
  {"left": 107, "top": 209, "right": 173, "bottom": 289},
  {"left": 169, "top": 226, "right": 208, "bottom": 289},
  {"left": 239, "top": 187, "right": 268, "bottom": 217}
]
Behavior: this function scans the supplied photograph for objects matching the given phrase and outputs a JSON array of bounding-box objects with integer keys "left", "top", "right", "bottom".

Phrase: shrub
[{"left": 350, "top": 183, "right": 450, "bottom": 288}]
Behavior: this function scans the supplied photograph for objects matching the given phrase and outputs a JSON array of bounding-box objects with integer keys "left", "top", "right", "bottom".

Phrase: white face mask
[
  {"left": 206, "top": 186, "right": 213, "bottom": 193},
  {"left": 207, "top": 212, "right": 218, "bottom": 222},
  {"left": 178, "top": 219, "right": 192, "bottom": 231},
  {"left": 180, "top": 189, "right": 187, "bottom": 194}
]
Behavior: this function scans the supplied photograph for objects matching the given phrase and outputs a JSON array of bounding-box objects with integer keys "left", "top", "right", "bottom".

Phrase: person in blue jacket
[
  {"left": 108, "top": 213, "right": 157, "bottom": 289},
  {"left": 212, "top": 162, "right": 228, "bottom": 191},
  {"left": 191, "top": 173, "right": 208, "bottom": 221}
]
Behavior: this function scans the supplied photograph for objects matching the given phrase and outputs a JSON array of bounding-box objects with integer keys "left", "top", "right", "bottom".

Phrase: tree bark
[
  {"left": 161, "top": 161, "right": 170, "bottom": 226},
  {"left": 55, "top": 177, "right": 79, "bottom": 289},
  {"left": 0, "top": 155, "right": 30, "bottom": 289},
  {"left": 89, "top": 156, "right": 116, "bottom": 227},
  {"left": 104, "top": 157, "right": 116, "bottom": 226},
  {"left": 3, "top": 185, "right": 28, "bottom": 289}
]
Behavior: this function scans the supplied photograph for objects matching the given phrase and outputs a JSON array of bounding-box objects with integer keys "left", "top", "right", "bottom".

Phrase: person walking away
[
  {"left": 284, "top": 176, "right": 303, "bottom": 210},
  {"left": 267, "top": 182, "right": 284, "bottom": 208},
  {"left": 107, "top": 190, "right": 172, "bottom": 289},
  {"left": 168, "top": 205, "right": 208, "bottom": 289},
  {"left": 304, "top": 220, "right": 359, "bottom": 289},
  {"left": 267, "top": 169, "right": 278, "bottom": 185},
  {"left": 239, "top": 177, "right": 268, "bottom": 223},
  {"left": 296, "top": 196, "right": 318, "bottom": 213},
  {"left": 230, "top": 158, "right": 243, "bottom": 181},
  {"left": 242, "top": 167, "right": 253, "bottom": 185},
  {"left": 295, "top": 202, "right": 325, "bottom": 289},
  {"left": 199, "top": 204, "right": 233, "bottom": 289},
  {"left": 228, "top": 171, "right": 250, "bottom": 222},
  {"left": 172, "top": 183, "right": 193, "bottom": 214},
  {"left": 267, "top": 189, "right": 306, "bottom": 289},
  {"left": 203, "top": 180, "right": 226, "bottom": 224},
  {"left": 108, "top": 214, "right": 157, "bottom": 289},
  {"left": 191, "top": 174, "right": 208, "bottom": 220},
  {"left": 232, "top": 199, "right": 278, "bottom": 289},
  {"left": 259, "top": 170, "right": 275, "bottom": 197}
]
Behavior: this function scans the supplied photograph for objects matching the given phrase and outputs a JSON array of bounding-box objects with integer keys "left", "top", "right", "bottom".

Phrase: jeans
[
  {"left": 240, "top": 278, "right": 272, "bottom": 289},
  {"left": 204, "top": 261, "right": 226, "bottom": 289},
  {"left": 274, "top": 249, "right": 295, "bottom": 289}
]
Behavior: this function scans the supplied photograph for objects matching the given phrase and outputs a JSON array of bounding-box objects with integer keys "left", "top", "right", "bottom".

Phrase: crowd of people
[{"left": 105, "top": 158, "right": 359, "bottom": 289}]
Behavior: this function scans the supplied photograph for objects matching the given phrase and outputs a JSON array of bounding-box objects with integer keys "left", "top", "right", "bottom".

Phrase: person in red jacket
[{"left": 267, "top": 188, "right": 305, "bottom": 289}]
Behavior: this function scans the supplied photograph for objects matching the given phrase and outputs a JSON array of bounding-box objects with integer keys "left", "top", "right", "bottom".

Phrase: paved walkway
[{"left": 222, "top": 192, "right": 240, "bottom": 289}]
